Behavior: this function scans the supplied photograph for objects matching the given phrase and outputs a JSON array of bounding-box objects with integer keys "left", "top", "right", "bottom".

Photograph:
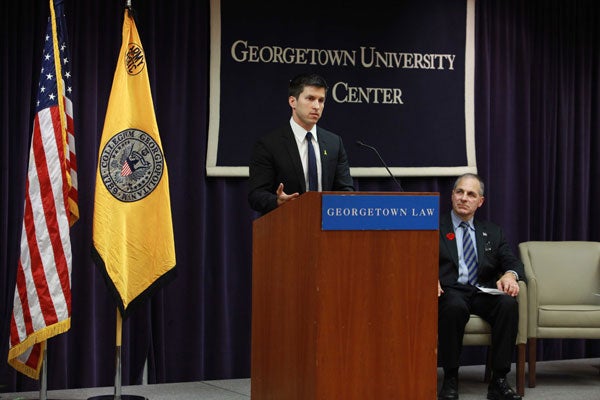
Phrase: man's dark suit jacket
[
  {"left": 438, "top": 213, "right": 525, "bottom": 288},
  {"left": 248, "top": 123, "right": 354, "bottom": 214}
]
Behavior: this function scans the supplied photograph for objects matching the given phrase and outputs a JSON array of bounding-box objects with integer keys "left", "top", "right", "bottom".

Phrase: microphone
[{"left": 356, "top": 140, "right": 404, "bottom": 192}]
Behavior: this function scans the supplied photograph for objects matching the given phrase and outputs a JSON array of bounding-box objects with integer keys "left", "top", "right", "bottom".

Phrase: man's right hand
[{"left": 276, "top": 183, "right": 299, "bottom": 206}]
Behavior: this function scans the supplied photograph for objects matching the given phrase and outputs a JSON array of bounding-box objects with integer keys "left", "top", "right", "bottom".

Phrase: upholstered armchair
[
  {"left": 462, "top": 280, "right": 527, "bottom": 396},
  {"left": 518, "top": 241, "right": 600, "bottom": 388}
]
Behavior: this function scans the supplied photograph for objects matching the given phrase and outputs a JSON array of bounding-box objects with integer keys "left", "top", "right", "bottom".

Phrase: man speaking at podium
[{"left": 248, "top": 73, "right": 354, "bottom": 215}]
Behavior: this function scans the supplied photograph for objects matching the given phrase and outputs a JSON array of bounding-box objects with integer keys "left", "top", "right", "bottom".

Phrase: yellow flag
[{"left": 92, "top": 9, "right": 176, "bottom": 316}]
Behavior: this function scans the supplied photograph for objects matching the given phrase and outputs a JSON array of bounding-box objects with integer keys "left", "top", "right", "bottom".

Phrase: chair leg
[
  {"left": 516, "top": 343, "right": 525, "bottom": 396},
  {"left": 484, "top": 346, "right": 492, "bottom": 383},
  {"left": 528, "top": 338, "right": 537, "bottom": 388}
]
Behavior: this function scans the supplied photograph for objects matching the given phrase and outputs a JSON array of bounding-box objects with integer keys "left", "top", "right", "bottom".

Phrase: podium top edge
[{"left": 318, "top": 191, "right": 439, "bottom": 196}]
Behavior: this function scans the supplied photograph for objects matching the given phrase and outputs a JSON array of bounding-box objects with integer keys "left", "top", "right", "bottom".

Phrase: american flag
[{"left": 8, "top": 0, "right": 78, "bottom": 379}]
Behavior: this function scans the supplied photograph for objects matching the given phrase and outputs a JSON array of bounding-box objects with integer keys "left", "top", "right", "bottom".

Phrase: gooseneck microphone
[{"left": 356, "top": 140, "right": 404, "bottom": 192}]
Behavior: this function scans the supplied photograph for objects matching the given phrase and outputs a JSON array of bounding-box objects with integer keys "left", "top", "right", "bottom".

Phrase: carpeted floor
[
  {"left": 438, "top": 358, "right": 600, "bottom": 400},
  {"left": 2, "top": 358, "right": 599, "bottom": 399}
]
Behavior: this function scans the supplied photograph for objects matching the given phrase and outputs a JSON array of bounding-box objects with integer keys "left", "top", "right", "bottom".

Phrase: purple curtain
[{"left": 1, "top": 0, "right": 599, "bottom": 392}]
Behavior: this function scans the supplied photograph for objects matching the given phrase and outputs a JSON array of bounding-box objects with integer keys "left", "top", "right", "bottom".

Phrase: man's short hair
[
  {"left": 454, "top": 173, "right": 485, "bottom": 196},
  {"left": 288, "top": 73, "right": 328, "bottom": 98}
]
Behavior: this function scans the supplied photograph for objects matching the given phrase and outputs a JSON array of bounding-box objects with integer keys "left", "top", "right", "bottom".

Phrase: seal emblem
[{"left": 99, "top": 129, "right": 164, "bottom": 202}]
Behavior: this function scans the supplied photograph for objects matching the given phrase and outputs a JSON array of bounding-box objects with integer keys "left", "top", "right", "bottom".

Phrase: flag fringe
[
  {"left": 7, "top": 350, "right": 43, "bottom": 380},
  {"left": 8, "top": 318, "right": 71, "bottom": 379}
]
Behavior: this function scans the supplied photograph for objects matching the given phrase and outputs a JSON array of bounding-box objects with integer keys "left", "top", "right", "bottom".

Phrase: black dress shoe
[
  {"left": 438, "top": 376, "right": 459, "bottom": 400},
  {"left": 487, "top": 377, "right": 522, "bottom": 400}
]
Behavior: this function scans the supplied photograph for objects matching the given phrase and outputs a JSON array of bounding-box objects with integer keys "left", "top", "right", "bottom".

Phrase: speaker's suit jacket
[
  {"left": 248, "top": 123, "right": 354, "bottom": 215},
  {"left": 438, "top": 212, "right": 525, "bottom": 287}
]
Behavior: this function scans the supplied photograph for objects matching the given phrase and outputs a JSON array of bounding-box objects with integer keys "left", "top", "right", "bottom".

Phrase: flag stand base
[{"left": 87, "top": 311, "right": 147, "bottom": 400}]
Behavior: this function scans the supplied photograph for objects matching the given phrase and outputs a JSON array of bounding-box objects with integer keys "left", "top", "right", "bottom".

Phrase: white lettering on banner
[
  {"left": 332, "top": 82, "right": 404, "bottom": 105},
  {"left": 360, "top": 47, "right": 455, "bottom": 70},
  {"left": 411, "top": 208, "right": 436, "bottom": 216},
  {"left": 325, "top": 207, "right": 412, "bottom": 217},
  {"left": 230, "top": 40, "right": 357, "bottom": 66},
  {"left": 229, "top": 40, "right": 456, "bottom": 70}
]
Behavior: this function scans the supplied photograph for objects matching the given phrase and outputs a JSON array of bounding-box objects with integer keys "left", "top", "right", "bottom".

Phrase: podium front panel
[{"left": 252, "top": 192, "right": 439, "bottom": 400}]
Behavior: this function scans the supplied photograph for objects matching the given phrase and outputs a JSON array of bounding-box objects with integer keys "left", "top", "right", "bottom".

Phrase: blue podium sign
[{"left": 322, "top": 194, "right": 439, "bottom": 231}]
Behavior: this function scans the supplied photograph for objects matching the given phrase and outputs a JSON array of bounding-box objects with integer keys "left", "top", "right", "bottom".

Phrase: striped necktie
[{"left": 460, "top": 221, "right": 478, "bottom": 285}]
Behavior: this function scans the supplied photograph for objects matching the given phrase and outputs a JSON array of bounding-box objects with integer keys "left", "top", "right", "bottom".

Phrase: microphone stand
[{"left": 356, "top": 140, "right": 404, "bottom": 192}]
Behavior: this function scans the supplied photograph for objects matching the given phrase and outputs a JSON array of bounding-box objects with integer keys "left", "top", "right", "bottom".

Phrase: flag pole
[
  {"left": 35, "top": 341, "right": 71, "bottom": 400},
  {"left": 87, "top": 309, "right": 146, "bottom": 400},
  {"left": 40, "top": 342, "right": 48, "bottom": 400},
  {"left": 115, "top": 309, "right": 123, "bottom": 399}
]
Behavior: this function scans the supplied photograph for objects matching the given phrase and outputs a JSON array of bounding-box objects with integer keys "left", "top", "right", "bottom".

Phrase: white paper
[{"left": 478, "top": 287, "right": 508, "bottom": 295}]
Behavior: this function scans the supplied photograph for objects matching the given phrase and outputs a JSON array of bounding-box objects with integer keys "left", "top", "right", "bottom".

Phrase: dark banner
[{"left": 207, "top": 0, "right": 476, "bottom": 177}]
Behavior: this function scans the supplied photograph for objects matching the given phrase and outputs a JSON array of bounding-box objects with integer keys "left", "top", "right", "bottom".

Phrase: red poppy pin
[{"left": 446, "top": 233, "right": 455, "bottom": 241}]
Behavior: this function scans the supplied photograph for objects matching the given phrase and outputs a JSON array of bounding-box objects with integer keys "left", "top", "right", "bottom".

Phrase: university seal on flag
[{"left": 99, "top": 129, "right": 164, "bottom": 202}]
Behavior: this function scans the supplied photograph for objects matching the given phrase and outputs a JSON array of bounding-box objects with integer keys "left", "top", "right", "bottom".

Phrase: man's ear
[
  {"left": 288, "top": 96, "right": 296, "bottom": 109},
  {"left": 478, "top": 196, "right": 485, "bottom": 208}
]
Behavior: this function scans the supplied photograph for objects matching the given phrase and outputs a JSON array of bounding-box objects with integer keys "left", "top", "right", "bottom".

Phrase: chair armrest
[
  {"left": 519, "top": 242, "right": 539, "bottom": 339},
  {"left": 516, "top": 280, "right": 527, "bottom": 344}
]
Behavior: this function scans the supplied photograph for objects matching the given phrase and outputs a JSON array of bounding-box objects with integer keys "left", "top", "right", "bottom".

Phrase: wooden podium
[{"left": 251, "top": 192, "right": 439, "bottom": 399}]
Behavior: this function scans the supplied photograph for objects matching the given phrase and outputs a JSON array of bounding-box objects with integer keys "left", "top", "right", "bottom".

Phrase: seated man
[{"left": 438, "top": 173, "right": 523, "bottom": 400}]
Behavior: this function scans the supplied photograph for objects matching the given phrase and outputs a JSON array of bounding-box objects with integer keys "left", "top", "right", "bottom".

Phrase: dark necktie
[
  {"left": 306, "top": 132, "right": 318, "bottom": 191},
  {"left": 460, "top": 222, "right": 478, "bottom": 285}
]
